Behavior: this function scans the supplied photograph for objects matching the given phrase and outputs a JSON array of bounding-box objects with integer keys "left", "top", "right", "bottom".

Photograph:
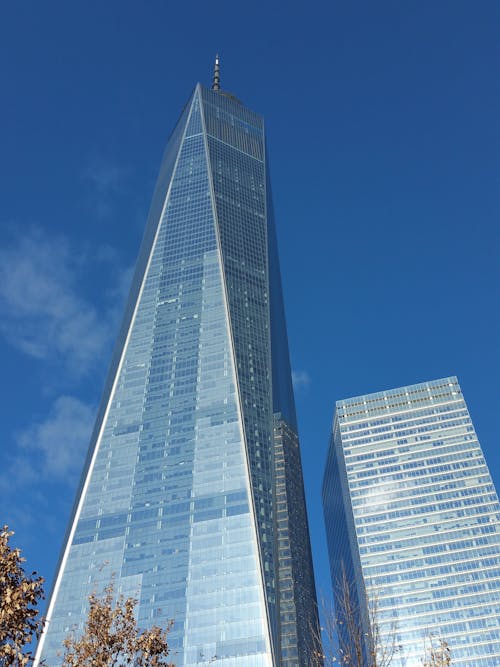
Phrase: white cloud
[
  {"left": 82, "top": 160, "right": 129, "bottom": 193},
  {"left": 0, "top": 395, "right": 94, "bottom": 503},
  {"left": 17, "top": 395, "right": 94, "bottom": 480},
  {"left": 105, "top": 263, "right": 135, "bottom": 333},
  {"left": 0, "top": 227, "right": 130, "bottom": 374},
  {"left": 292, "top": 369, "right": 311, "bottom": 392},
  {"left": 82, "top": 159, "right": 130, "bottom": 219},
  {"left": 0, "top": 224, "right": 132, "bottom": 517}
]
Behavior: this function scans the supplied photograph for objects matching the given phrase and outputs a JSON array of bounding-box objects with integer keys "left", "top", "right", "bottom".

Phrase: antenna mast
[{"left": 212, "top": 54, "right": 220, "bottom": 91}]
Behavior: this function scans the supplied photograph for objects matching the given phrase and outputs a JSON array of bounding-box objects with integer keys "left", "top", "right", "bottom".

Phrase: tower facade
[
  {"left": 323, "top": 377, "right": 500, "bottom": 666},
  {"left": 36, "top": 79, "right": 319, "bottom": 666}
]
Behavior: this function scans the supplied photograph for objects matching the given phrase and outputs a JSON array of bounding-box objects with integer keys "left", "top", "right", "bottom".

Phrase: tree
[
  {"left": 312, "top": 565, "right": 399, "bottom": 667},
  {"left": 62, "top": 582, "right": 174, "bottom": 667},
  {"left": 0, "top": 526, "right": 45, "bottom": 667},
  {"left": 334, "top": 566, "right": 398, "bottom": 667},
  {"left": 422, "top": 637, "right": 451, "bottom": 667},
  {"left": 313, "top": 567, "right": 453, "bottom": 667}
]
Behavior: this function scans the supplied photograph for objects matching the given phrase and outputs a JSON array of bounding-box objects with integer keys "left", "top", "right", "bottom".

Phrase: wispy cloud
[
  {"left": 105, "top": 263, "right": 135, "bottom": 334},
  {"left": 292, "top": 369, "right": 311, "bottom": 392},
  {"left": 82, "top": 158, "right": 130, "bottom": 219},
  {"left": 0, "top": 396, "right": 95, "bottom": 526},
  {"left": 0, "top": 223, "right": 132, "bottom": 532},
  {"left": 16, "top": 395, "right": 94, "bottom": 480},
  {"left": 0, "top": 226, "right": 130, "bottom": 374}
]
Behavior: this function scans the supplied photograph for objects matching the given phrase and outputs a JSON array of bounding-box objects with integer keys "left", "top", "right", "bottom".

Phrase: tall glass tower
[
  {"left": 323, "top": 377, "right": 500, "bottom": 666},
  {"left": 35, "top": 67, "right": 319, "bottom": 667}
]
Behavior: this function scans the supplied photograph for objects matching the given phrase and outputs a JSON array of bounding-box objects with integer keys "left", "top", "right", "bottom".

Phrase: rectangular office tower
[
  {"left": 36, "top": 75, "right": 319, "bottom": 666},
  {"left": 323, "top": 377, "right": 500, "bottom": 666}
]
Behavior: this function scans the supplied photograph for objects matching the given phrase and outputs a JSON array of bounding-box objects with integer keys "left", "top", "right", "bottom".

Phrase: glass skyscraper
[
  {"left": 36, "top": 74, "right": 319, "bottom": 666},
  {"left": 323, "top": 377, "right": 500, "bottom": 666}
]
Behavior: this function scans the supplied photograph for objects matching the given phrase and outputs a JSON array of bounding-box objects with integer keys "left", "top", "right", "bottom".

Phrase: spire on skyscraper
[
  {"left": 35, "top": 74, "right": 321, "bottom": 667},
  {"left": 212, "top": 53, "right": 220, "bottom": 91}
]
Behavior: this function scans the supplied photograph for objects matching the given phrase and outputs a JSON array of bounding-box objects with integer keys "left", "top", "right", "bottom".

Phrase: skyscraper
[
  {"left": 323, "top": 377, "right": 500, "bottom": 666},
  {"left": 35, "top": 64, "right": 320, "bottom": 667}
]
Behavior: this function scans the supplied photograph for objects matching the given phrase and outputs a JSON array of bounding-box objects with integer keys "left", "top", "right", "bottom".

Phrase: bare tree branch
[
  {"left": 312, "top": 564, "right": 400, "bottom": 667},
  {"left": 422, "top": 636, "right": 452, "bottom": 667},
  {"left": 313, "top": 567, "right": 454, "bottom": 667}
]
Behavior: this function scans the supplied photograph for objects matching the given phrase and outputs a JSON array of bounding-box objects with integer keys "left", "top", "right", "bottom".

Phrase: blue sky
[{"left": 1, "top": 0, "right": 498, "bottom": 627}]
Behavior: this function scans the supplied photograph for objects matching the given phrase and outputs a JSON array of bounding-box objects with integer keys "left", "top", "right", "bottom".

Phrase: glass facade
[
  {"left": 36, "top": 83, "right": 319, "bottom": 666},
  {"left": 323, "top": 377, "right": 500, "bottom": 666},
  {"left": 274, "top": 415, "right": 321, "bottom": 665}
]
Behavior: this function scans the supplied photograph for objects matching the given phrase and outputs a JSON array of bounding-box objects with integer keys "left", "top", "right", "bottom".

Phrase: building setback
[
  {"left": 36, "top": 68, "right": 320, "bottom": 666},
  {"left": 323, "top": 377, "right": 500, "bottom": 666}
]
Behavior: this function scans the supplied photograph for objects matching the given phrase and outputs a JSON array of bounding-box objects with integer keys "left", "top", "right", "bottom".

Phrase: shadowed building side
[{"left": 267, "top": 164, "right": 322, "bottom": 665}]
